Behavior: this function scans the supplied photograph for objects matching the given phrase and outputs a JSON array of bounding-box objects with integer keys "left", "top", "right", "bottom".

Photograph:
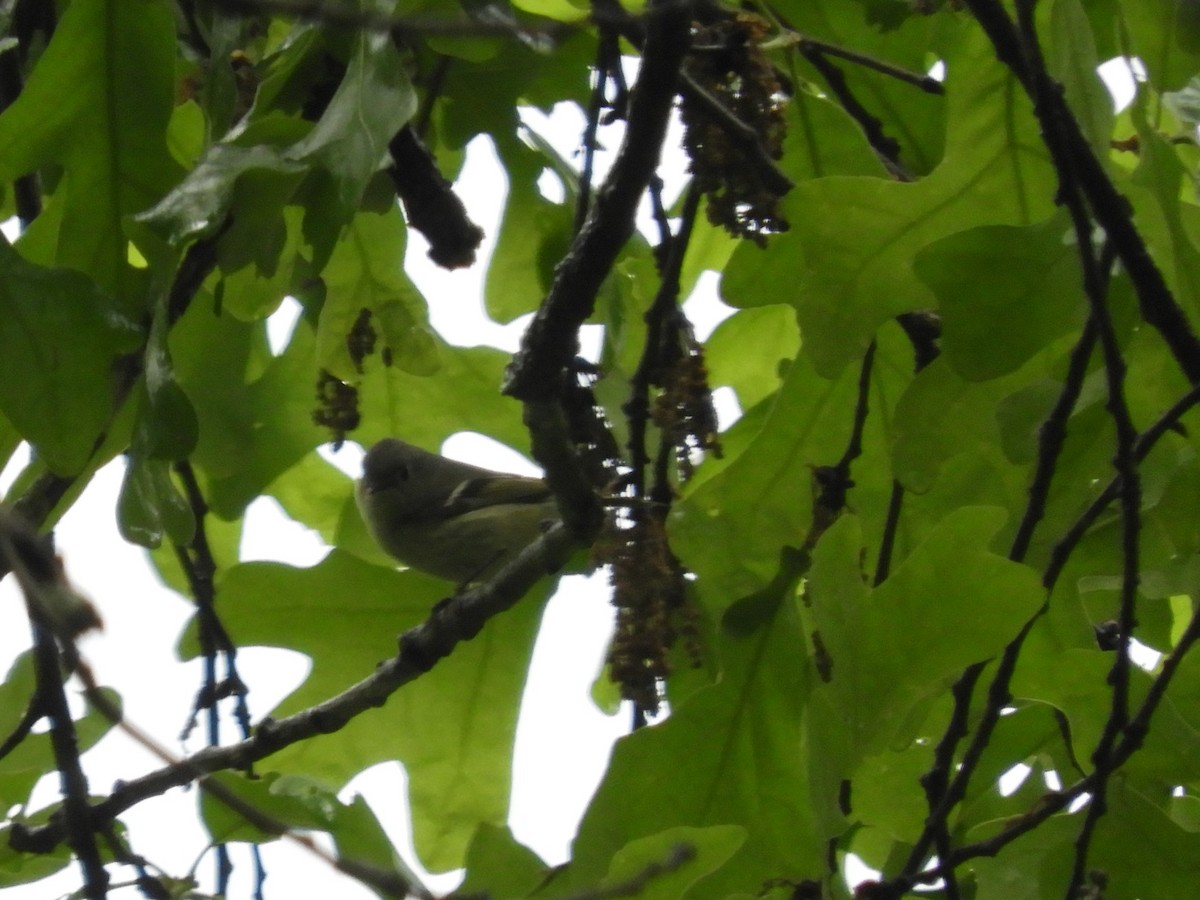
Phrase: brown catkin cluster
[
  {"left": 346, "top": 307, "right": 377, "bottom": 374},
  {"left": 653, "top": 341, "right": 723, "bottom": 482},
  {"left": 313, "top": 369, "right": 360, "bottom": 449},
  {"left": 313, "top": 308, "right": 377, "bottom": 447},
  {"left": 600, "top": 517, "right": 697, "bottom": 714},
  {"left": 681, "top": 13, "right": 789, "bottom": 246}
]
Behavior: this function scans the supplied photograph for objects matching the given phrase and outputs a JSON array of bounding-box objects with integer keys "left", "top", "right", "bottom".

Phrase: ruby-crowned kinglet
[{"left": 356, "top": 438, "right": 560, "bottom": 584}]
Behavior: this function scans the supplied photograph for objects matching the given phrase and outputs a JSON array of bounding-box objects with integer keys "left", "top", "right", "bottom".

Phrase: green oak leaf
[
  {"left": 0, "top": 0, "right": 181, "bottom": 303},
  {"left": 1046, "top": 0, "right": 1113, "bottom": 155},
  {"left": 1123, "top": 0, "right": 1200, "bottom": 93},
  {"left": 117, "top": 455, "right": 195, "bottom": 549},
  {"left": 459, "top": 824, "right": 549, "bottom": 898},
  {"left": 317, "top": 206, "right": 438, "bottom": 381},
  {"left": 806, "top": 509, "right": 1044, "bottom": 760},
  {"left": 206, "top": 550, "right": 554, "bottom": 871},
  {"left": 560, "top": 573, "right": 821, "bottom": 898},
  {"left": 0, "top": 242, "right": 142, "bottom": 474},
  {"left": 722, "top": 24, "right": 1057, "bottom": 377},
  {"left": 914, "top": 213, "right": 1086, "bottom": 381}
]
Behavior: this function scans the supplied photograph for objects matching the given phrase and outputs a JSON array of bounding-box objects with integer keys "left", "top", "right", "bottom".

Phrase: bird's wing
[{"left": 443, "top": 474, "right": 553, "bottom": 515}]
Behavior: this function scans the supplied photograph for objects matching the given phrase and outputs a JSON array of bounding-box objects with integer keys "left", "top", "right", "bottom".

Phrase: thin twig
[
  {"left": 1006, "top": 5, "right": 1146, "bottom": 887},
  {"left": 627, "top": 184, "right": 702, "bottom": 501},
  {"left": 873, "top": 313, "right": 942, "bottom": 586},
  {"left": 62, "top": 651, "right": 426, "bottom": 900},
  {"left": 576, "top": 23, "right": 620, "bottom": 233},
  {"left": 646, "top": 175, "right": 674, "bottom": 253},
  {"left": 1044, "top": 382, "right": 1200, "bottom": 592},
  {"left": 1008, "top": 315, "right": 1100, "bottom": 562},
  {"left": 174, "top": 463, "right": 244, "bottom": 742},
  {"left": 898, "top": 593, "right": 1200, "bottom": 888},
  {"left": 0, "top": 523, "right": 108, "bottom": 898},
  {"left": 835, "top": 341, "right": 876, "bottom": 474},
  {"left": 872, "top": 480, "right": 904, "bottom": 586},
  {"left": 796, "top": 44, "right": 902, "bottom": 167},
  {"left": 173, "top": 460, "right": 247, "bottom": 893},
  {"left": 756, "top": 13, "right": 944, "bottom": 97},
  {"left": 804, "top": 342, "right": 878, "bottom": 553},
  {"left": 504, "top": 0, "right": 693, "bottom": 400},
  {"left": 794, "top": 34, "right": 944, "bottom": 94}
]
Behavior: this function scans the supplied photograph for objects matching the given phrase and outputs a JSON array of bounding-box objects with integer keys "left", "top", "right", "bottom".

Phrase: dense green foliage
[{"left": 3, "top": 0, "right": 1200, "bottom": 897}]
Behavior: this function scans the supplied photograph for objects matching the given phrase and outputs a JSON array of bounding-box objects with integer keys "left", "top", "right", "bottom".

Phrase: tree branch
[
  {"left": 502, "top": 0, "right": 692, "bottom": 556},
  {"left": 28, "top": 626, "right": 107, "bottom": 898},
  {"left": 11, "top": 523, "right": 577, "bottom": 859},
  {"left": 387, "top": 125, "right": 484, "bottom": 269},
  {"left": 503, "top": 0, "right": 693, "bottom": 401},
  {"left": 1045, "top": 379, "right": 1200, "bottom": 592},
  {"left": 891, "top": 0, "right": 1192, "bottom": 881},
  {"left": 627, "top": 184, "right": 702, "bottom": 501},
  {"left": 772, "top": 30, "right": 945, "bottom": 96},
  {"left": 172, "top": 459, "right": 249, "bottom": 893},
  {"left": 792, "top": 40, "right": 903, "bottom": 167},
  {"left": 895, "top": 591, "right": 1200, "bottom": 890},
  {"left": 0, "top": 516, "right": 107, "bottom": 898},
  {"left": 1008, "top": 314, "right": 1099, "bottom": 562},
  {"left": 961, "top": 0, "right": 1200, "bottom": 384},
  {"left": 576, "top": 18, "right": 623, "bottom": 233},
  {"left": 1005, "top": 5, "right": 1146, "bottom": 884}
]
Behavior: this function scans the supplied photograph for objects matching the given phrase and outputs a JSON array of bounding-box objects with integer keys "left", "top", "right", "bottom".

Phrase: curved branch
[
  {"left": 961, "top": 0, "right": 1200, "bottom": 384},
  {"left": 11, "top": 523, "right": 577, "bottom": 857},
  {"left": 503, "top": 0, "right": 692, "bottom": 550},
  {"left": 503, "top": 0, "right": 694, "bottom": 401},
  {"left": 0, "top": 517, "right": 107, "bottom": 896}
]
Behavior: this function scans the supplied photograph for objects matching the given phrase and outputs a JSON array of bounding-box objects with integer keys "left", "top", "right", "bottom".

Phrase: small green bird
[{"left": 356, "top": 438, "right": 560, "bottom": 584}]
